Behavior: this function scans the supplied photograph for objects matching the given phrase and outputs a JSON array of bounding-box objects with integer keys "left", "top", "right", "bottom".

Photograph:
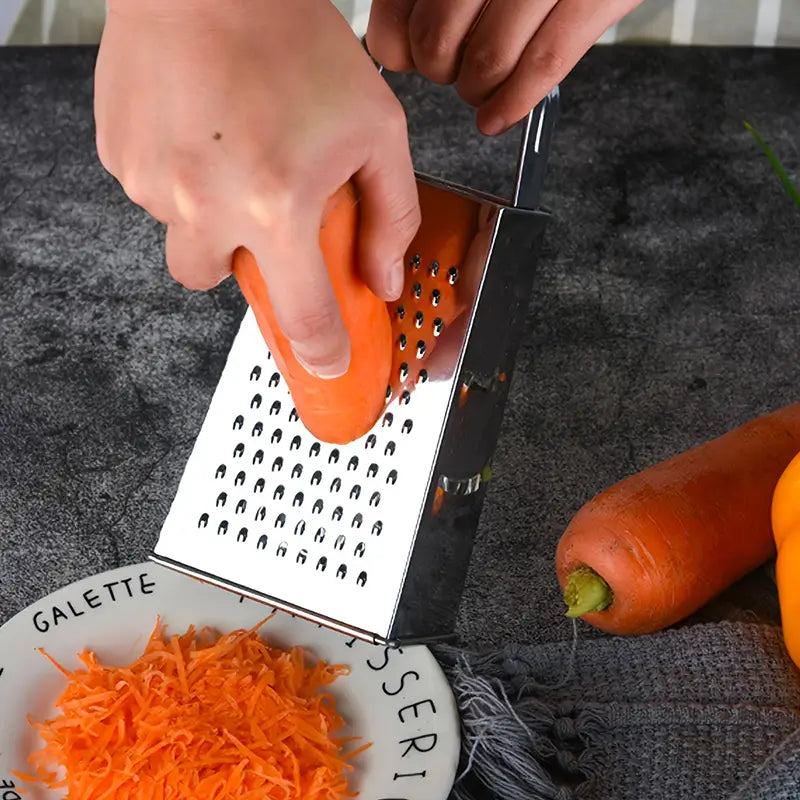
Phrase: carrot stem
[{"left": 563, "top": 566, "right": 613, "bottom": 617}]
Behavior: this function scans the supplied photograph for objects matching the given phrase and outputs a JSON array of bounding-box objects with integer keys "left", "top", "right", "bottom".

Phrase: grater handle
[{"left": 511, "top": 86, "right": 560, "bottom": 211}]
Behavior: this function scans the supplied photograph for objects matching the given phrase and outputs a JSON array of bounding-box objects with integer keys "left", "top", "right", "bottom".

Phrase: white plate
[{"left": 0, "top": 563, "right": 460, "bottom": 800}]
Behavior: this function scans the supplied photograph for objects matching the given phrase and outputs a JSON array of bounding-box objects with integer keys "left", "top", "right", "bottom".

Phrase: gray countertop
[{"left": 1, "top": 44, "right": 798, "bottom": 650}]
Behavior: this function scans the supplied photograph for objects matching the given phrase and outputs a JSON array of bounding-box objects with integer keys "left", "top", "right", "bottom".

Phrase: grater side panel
[
  {"left": 152, "top": 308, "right": 457, "bottom": 639},
  {"left": 389, "top": 207, "right": 551, "bottom": 642}
]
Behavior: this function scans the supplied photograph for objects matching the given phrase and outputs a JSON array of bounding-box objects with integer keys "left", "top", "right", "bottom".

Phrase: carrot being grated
[{"left": 13, "top": 616, "right": 370, "bottom": 800}]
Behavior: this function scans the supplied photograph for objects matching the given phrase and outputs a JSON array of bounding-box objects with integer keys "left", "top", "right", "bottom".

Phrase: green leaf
[{"left": 744, "top": 120, "right": 800, "bottom": 211}]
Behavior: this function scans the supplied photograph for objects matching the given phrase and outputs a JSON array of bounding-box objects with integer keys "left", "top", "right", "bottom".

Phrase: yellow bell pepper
[{"left": 772, "top": 450, "right": 800, "bottom": 669}]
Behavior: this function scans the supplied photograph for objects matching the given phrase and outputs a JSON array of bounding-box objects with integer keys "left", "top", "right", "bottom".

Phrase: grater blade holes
[
  {"left": 237, "top": 527, "right": 248, "bottom": 543},
  {"left": 401, "top": 419, "right": 413, "bottom": 435},
  {"left": 429, "top": 260, "right": 439, "bottom": 277},
  {"left": 354, "top": 542, "right": 366, "bottom": 557},
  {"left": 290, "top": 435, "right": 302, "bottom": 451},
  {"left": 250, "top": 366, "right": 261, "bottom": 381},
  {"left": 312, "top": 499, "right": 324, "bottom": 514},
  {"left": 254, "top": 477, "right": 265, "bottom": 493},
  {"left": 433, "top": 318, "right": 443, "bottom": 337},
  {"left": 352, "top": 513, "right": 363, "bottom": 529},
  {"left": 275, "top": 513, "right": 286, "bottom": 528},
  {"left": 357, "top": 571, "right": 367, "bottom": 587},
  {"left": 218, "top": 520, "right": 228, "bottom": 535},
  {"left": 269, "top": 372, "right": 280, "bottom": 387},
  {"left": 269, "top": 400, "right": 281, "bottom": 416},
  {"left": 367, "top": 463, "right": 378, "bottom": 478},
  {"left": 198, "top": 513, "right": 209, "bottom": 528},
  {"left": 235, "top": 499, "right": 247, "bottom": 514},
  {"left": 215, "top": 464, "right": 226, "bottom": 479},
  {"left": 332, "top": 506, "right": 343, "bottom": 521},
  {"left": 309, "top": 441, "right": 320, "bottom": 457},
  {"left": 417, "top": 369, "right": 429, "bottom": 384},
  {"left": 233, "top": 442, "right": 245, "bottom": 458},
  {"left": 257, "top": 534, "right": 268, "bottom": 550},
  {"left": 329, "top": 449, "right": 340, "bottom": 464},
  {"left": 385, "top": 441, "right": 396, "bottom": 456},
  {"left": 398, "top": 333, "right": 407, "bottom": 350},
  {"left": 382, "top": 413, "right": 393, "bottom": 428},
  {"left": 253, "top": 449, "right": 264, "bottom": 465},
  {"left": 396, "top": 305, "right": 405, "bottom": 320},
  {"left": 336, "top": 564, "right": 347, "bottom": 579},
  {"left": 311, "top": 470, "right": 322, "bottom": 486},
  {"left": 294, "top": 520, "right": 306, "bottom": 536},
  {"left": 277, "top": 541, "right": 288, "bottom": 557},
  {"left": 255, "top": 506, "right": 266, "bottom": 522},
  {"left": 414, "top": 311, "right": 424, "bottom": 327},
  {"left": 233, "top": 415, "right": 244, "bottom": 431},
  {"left": 271, "top": 428, "right": 282, "bottom": 444},
  {"left": 314, "top": 527, "right": 326, "bottom": 543},
  {"left": 369, "top": 491, "right": 381, "bottom": 507},
  {"left": 412, "top": 283, "right": 422, "bottom": 300},
  {"left": 416, "top": 340, "right": 426, "bottom": 359},
  {"left": 386, "top": 469, "right": 397, "bottom": 485},
  {"left": 290, "top": 408, "right": 299, "bottom": 423},
  {"left": 252, "top": 422, "right": 264, "bottom": 437},
  {"left": 335, "top": 534, "right": 346, "bottom": 551},
  {"left": 400, "top": 391, "right": 411, "bottom": 405},
  {"left": 399, "top": 362, "right": 409, "bottom": 381},
  {"left": 371, "top": 521, "right": 382, "bottom": 536},
  {"left": 347, "top": 456, "right": 359, "bottom": 471},
  {"left": 431, "top": 289, "right": 441, "bottom": 307},
  {"left": 365, "top": 433, "right": 377, "bottom": 448},
  {"left": 410, "top": 253, "right": 421, "bottom": 269},
  {"left": 316, "top": 557, "right": 327, "bottom": 572},
  {"left": 447, "top": 266, "right": 459, "bottom": 284},
  {"left": 291, "top": 463, "right": 303, "bottom": 479},
  {"left": 330, "top": 477, "right": 342, "bottom": 493},
  {"left": 235, "top": 470, "right": 246, "bottom": 486},
  {"left": 272, "top": 456, "right": 283, "bottom": 472},
  {"left": 292, "top": 491, "right": 304, "bottom": 507},
  {"left": 251, "top": 393, "right": 262, "bottom": 409},
  {"left": 216, "top": 492, "right": 227, "bottom": 508},
  {"left": 274, "top": 485, "right": 285, "bottom": 500},
  {"left": 350, "top": 485, "right": 362, "bottom": 500},
  {"left": 297, "top": 549, "right": 307, "bottom": 564}
]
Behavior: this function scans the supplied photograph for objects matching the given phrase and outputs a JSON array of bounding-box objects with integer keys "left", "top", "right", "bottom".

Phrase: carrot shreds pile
[{"left": 14, "top": 616, "right": 370, "bottom": 800}]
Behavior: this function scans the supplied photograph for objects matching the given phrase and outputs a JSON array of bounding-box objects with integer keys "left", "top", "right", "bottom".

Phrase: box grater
[{"left": 151, "top": 82, "right": 560, "bottom": 647}]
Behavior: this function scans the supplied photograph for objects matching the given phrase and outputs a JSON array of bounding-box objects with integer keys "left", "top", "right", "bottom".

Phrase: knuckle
[
  {"left": 280, "top": 306, "right": 342, "bottom": 345},
  {"left": 466, "top": 44, "right": 510, "bottom": 83},
  {"left": 530, "top": 47, "right": 568, "bottom": 80},
  {"left": 395, "top": 199, "right": 422, "bottom": 243},
  {"left": 410, "top": 22, "right": 459, "bottom": 68}
]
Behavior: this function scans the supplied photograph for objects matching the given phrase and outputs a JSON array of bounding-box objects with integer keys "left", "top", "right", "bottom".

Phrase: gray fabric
[{"left": 1, "top": 45, "right": 800, "bottom": 800}]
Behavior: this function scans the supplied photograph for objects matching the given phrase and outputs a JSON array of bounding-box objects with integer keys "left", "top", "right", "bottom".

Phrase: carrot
[
  {"left": 233, "top": 181, "right": 392, "bottom": 445},
  {"left": 14, "top": 616, "right": 369, "bottom": 800},
  {"left": 555, "top": 402, "right": 800, "bottom": 635},
  {"left": 771, "top": 450, "right": 800, "bottom": 669},
  {"left": 233, "top": 180, "right": 480, "bottom": 445}
]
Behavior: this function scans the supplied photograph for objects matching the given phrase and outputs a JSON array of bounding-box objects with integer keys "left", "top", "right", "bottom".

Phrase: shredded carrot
[{"left": 13, "top": 616, "right": 370, "bottom": 800}]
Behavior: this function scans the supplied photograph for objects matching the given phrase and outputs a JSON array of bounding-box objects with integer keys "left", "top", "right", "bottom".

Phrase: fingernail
[
  {"left": 291, "top": 344, "right": 351, "bottom": 380},
  {"left": 481, "top": 115, "right": 508, "bottom": 137},
  {"left": 386, "top": 260, "right": 405, "bottom": 300}
]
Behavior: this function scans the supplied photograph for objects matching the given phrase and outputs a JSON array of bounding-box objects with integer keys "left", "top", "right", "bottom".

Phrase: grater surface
[{"left": 153, "top": 279, "right": 468, "bottom": 640}]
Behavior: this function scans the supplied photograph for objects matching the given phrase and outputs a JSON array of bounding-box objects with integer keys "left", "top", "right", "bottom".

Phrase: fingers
[
  {"left": 476, "top": 0, "right": 641, "bottom": 135},
  {"left": 353, "top": 104, "right": 421, "bottom": 302},
  {"left": 165, "top": 221, "right": 234, "bottom": 290},
  {"left": 407, "top": 0, "right": 488, "bottom": 84},
  {"left": 456, "top": 0, "right": 556, "bottom": 107},
  {"left": 247, "top": 212, "right": 352, "bottom": 380},
  {"left": 366, "top": 0, "right": 416, "bottom": 72}
]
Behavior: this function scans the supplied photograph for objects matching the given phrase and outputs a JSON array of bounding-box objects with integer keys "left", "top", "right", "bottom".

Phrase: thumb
[{"left": 353, "top": 114, "right": 421, "bottom": 302}]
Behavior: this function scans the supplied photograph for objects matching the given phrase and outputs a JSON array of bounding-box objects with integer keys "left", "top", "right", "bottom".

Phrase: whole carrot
[{"left": 556, "top": 403, "right": 800, "bottom": 635}]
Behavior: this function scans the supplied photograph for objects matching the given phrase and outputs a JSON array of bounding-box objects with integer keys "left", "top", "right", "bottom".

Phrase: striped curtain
[{"left": 1, "top": 0, "right": 798, "bottom": 48}]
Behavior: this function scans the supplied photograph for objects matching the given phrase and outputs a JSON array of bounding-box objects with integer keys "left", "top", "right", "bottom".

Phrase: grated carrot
[{"left": 12, "top": 616, "right": 370, "bottom": 799}]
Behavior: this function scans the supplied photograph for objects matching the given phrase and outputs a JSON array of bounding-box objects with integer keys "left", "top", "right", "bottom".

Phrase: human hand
[
  {"left": 366, "top": 0, "right": 643, "bottom": 135},
  {"left": 95, "top": 0, "right": 420, "bottom": 378}
]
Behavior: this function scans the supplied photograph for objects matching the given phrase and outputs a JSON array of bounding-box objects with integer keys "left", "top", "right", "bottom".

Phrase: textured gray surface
[{"left": 1, "top": 45, "right": 799, "bottom": 651}]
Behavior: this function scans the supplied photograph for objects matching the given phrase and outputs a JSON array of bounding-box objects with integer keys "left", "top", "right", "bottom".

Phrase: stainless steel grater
[{"left": 151, "top": 85, "right": 560, "bottom": 646}]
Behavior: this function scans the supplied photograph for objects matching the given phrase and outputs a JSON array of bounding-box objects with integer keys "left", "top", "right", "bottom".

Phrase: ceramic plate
[{"left": 0, "top": 562, "right": 460, "bottom": 800}]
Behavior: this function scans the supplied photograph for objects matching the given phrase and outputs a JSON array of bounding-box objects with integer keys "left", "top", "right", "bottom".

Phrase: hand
[
  {"left": 94, "top": 0, "right": 420, "bottom": 378},
  {"left": 366, "top": 0, "right": 643, "bottom": 135}
]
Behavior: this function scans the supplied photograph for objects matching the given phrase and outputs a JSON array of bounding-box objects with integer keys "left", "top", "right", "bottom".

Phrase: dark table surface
[{"left": 1, "top": 44, "right": 799, "bottom": 651}]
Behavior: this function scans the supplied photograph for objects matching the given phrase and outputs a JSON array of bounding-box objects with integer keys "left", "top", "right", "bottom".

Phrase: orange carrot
[
  {"left": 14, "top": 616, "right": 369, "bottom": 800},
  {"left": 556, "top": 402, "right": 800, "bottom": 635},
  {"left": 233, "top": 181, "right": 392, "bottom": 445},
  {"left": 234, "top": 180, "right": 481, "bottom": 444}
]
